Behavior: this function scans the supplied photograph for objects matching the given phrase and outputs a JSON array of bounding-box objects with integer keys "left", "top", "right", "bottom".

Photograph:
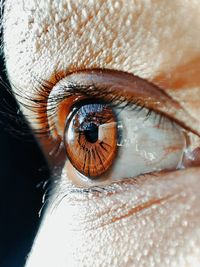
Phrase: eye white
[
  {"left": 66, "top": 103, "right": 187, "bottom": 188},
  {"left": 107, "top": 105, "right": 186, "bottom": 180}
]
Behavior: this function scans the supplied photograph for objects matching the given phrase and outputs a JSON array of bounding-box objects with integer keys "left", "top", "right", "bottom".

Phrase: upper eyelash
[{"left": 15, "top": 78, "right": 162, "bottom": 138}]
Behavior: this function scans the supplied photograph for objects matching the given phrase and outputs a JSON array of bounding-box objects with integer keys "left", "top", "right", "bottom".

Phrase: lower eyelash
[{"left": 48, "top": 171, "right": 160, "bottom": 207}]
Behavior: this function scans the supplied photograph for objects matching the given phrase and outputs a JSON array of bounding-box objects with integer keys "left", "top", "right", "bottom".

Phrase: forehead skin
[{"left": 3, "top": 0, "right": 200, "bottom": 267}]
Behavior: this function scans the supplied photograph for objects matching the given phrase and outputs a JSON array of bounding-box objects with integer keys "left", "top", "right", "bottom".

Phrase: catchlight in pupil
[{"left": 64, "top": 102, "right": 118, "bottom": 178}]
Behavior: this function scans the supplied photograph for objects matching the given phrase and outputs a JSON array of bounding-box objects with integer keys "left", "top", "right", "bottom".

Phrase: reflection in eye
[
  {"left": 65, "top": 102, "right": 118, "bottom": 178},
  {"left": 20, "top": 70, "right": 200, "bottom": 187}
]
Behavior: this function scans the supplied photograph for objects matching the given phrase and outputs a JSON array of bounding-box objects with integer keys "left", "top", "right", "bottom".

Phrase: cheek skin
[{"left": 26, "top": 168, "right": 200, "bottom": 267}]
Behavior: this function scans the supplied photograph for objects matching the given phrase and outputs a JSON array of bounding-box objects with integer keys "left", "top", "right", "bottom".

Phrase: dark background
[{"left": 0, "top": 50, "right": 49, "bottom": 266}]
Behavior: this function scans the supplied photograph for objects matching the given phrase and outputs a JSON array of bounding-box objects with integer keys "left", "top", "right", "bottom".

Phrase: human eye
[
  {"left": 19, "top": 69, "right": 200, "bottom": 189},
  {"left": 3, "top": 0, "right": 200, "bottom": 265}
]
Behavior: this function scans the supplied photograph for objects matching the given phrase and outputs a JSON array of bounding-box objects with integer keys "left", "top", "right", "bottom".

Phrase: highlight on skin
[{"left": 2, "top": 0, "right": 200, "bottom": 266}]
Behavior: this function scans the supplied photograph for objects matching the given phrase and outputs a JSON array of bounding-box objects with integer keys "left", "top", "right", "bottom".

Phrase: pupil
[{"left": 84, "top": 123, "right": 98, "bottom": 143}]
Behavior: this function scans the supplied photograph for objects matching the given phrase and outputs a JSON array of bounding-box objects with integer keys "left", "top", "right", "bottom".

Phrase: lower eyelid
[
  {"left": 52, "top": 167, "right": 200, "bottom": 204},
  {"left": 49, "top": 167, "right": 200, "bottom": 231}
]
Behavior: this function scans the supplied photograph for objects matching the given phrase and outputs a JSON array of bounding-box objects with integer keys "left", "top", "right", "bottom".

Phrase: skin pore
[{"left": 3, "top": 0, "right": 200, "bottom": 266}]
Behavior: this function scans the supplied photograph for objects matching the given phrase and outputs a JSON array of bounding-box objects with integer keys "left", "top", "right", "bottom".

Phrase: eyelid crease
[
  {"left": 48, "top": 69, "right": 200, "bottom": 137},
  {"left": 14, "top": 69, "right": 200, "bottom": 138}
]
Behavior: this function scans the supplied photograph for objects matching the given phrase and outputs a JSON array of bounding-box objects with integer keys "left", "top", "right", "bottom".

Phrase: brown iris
[{"left": 64, "top": 102, "right": 118, "bottom": 178}]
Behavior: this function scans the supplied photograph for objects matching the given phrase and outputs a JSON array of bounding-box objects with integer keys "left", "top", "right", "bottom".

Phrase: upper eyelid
[
  {"left": 48, "top": 70, "right": 200, "bottom": 135},
  {"left": 15, "top": 69, "right": 200, "bottom": 137}
]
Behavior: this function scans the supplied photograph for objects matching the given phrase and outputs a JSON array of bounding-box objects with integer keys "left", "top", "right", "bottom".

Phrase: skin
[{"left": 2, "top": 0, "right": 200, "bottom": 266}]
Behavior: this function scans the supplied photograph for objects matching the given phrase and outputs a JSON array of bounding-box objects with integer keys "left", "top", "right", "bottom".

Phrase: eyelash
[
  {"left": 43, "top": 170, "right": 160, "bottom": 215},
  {"left": 3, "top": 72, "right": 197, "bottom": 197},
  {"left": 15, "top": 77, "right": 166, "bottom": 141}
]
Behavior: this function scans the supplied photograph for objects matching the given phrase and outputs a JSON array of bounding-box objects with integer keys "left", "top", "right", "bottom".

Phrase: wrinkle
[{"left": 99, "top": 195, "right": 172, "bottom": 228}]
